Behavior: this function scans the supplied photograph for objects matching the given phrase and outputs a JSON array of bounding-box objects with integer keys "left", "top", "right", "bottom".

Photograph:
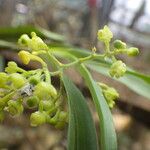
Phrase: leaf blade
[
  {"left": 0, "top": 26, "right": 65, "bottom": 42},
  {"left": 62, "top": 75, "right": 98, "bottom": 150},
  {"left": 77, "top": 64, "right": 117, "bottom": 150}
]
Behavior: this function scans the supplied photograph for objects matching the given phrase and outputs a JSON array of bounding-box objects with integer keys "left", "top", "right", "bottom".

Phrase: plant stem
[
  {"left": 61, "top": 53, "right": 105, "bottom": 68},
  {"left": 47, "top": 53, "right": 106, "bottom": 76},
  {"left": 105, "top": 41, "right": 110, "bottom": 53},
  {"left": 47, "top": 51, "right": 62, "bottom": 68},
  {"left": 43, "top": 67, "right": 51, "bottom": 83}
]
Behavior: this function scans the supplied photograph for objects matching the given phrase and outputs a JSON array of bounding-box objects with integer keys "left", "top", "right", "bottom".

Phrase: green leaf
[
  {"left": 51, "top": 45, "right": 90, "bottom": 58},
  {"left": 86, "top": 61, "right": 150, "bottom": 99},
  {"left": 0, "top": 26, "right": 65, "bottom": 42},
  {"left": 62, "top": 75, "right": 99, "bottom": 150},
  {"left": 0, "top": 40, "right": 17, "bottom": 50},
  {"left": 78, "top": 64, "right": 117, "bottom": 150},
  {"left": 37, "top": 27, "right": 66, "bottom": 42}
]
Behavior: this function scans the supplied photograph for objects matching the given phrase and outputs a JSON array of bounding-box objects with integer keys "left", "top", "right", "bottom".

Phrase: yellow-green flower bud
[
  {"left": 48, "top": 112, "right": 59, "bottom": 125},
  {"left": 0, "top": 92, "right": 15, "bottom": 111},
  {"left": 127, "top": 47, "right": 139, "bottom": 56},
  {"left": 18, "top": 34, "right": 30, "bottom": 46},
  {"left": 109, "top": 60, "right": 126, "bottom": 78},
  {"left": 113, "top": 40, "right": 126, "bottom": 49},
  {"left": 55, "top": 111, "right": 68, "bottom": 129},
  {"left": 0, "top": 72, "right": 8, "bottom": 88},
  {"left": 103, "top": 87, "right": 119, "bottom": 108},
  {"left": 26, "top": 96, "right": 39, "bottom": 108},
  {"left": 18, "top": 50, "right": 46, "bottom": 67},
  {"left": 5, "top": 61, "right": 18, "bottom": 74},
  {"left": 28, "top": 32, "right": 48, "bottom": 51},
  {"left": 9, "top": 73, "right": 26, "bottom": 89},
  {"left": 97, "top": 25, "right": 113, "bottom": 43},
  {"left": 7, "top": 100, "right": 23, "bottom": 116},
  {"left": 18, "top": 51, "right": 31, "bottom": 65},
  {"left": 30, "top": 111, "right": 47, "bottom": 126},
  {"left": 99, "top": 83, "right": 119, "bottom": 108},
  {"left": 5, "top": 61, "right": 25, "bottom": 74},
  {"left": 0, "top": 111, "right": 5, "bottom": 122},
  {"left": 40, "top": 100, "right": 55, "bottom": 111},
  {"left": 29, "top": 74, "right": 41, "bottom": 85},
  {"left": 34, "top": 82, "right": 57, "bottom": 99}
]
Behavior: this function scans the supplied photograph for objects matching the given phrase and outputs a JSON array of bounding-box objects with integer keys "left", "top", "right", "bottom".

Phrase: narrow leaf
[
  {"left": 62, "top": 75, "right": 98, "bottom": 150},
  {"left": 0, "top": 40, "right": 18, "bottom": 50},
  {"left": 78, "top": 64, "right": 117, "bottom": 150},
  {"left": 0, "top": 26, "right": 65, "bottom": 42}
]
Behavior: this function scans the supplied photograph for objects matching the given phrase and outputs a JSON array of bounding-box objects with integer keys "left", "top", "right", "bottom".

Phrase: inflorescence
[{"left": 0, "top": 26, "right": 139, "bottom": 126}]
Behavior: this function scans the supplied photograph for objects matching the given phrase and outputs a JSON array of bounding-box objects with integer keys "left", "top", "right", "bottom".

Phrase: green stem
[
  {"left": 47, "top": 51, "right": 62, "bottom": 68},
  {"left": 105, "top": 41, "right": 110, "bottom": 53},
  {"left": 111, "top": 56, "right": 117, "bottom": 62},
  {"left": 0, "top": 91, "right": 16, "bottom": 110},
  {"left": 50, "top": 69, "right": 63, "bottom": 76},
  {"left": 61, "top": 60, "right": 78, "bottom": 68},
  {"left": 47, "top": 53, "right": 106, "bottom": 77},
  {"left": 115, "top": 49, "right": 127, "bottom": 54},
  {"left": 110, "top": 49, "right": 127, "bottom": 55},
  {"left": 54, "top": 79, "right": 64, "bottom": 102},
  {"left": 23, "top": 69, "right": 41, "bottom": 77},
  {"left": 39, "top": 101, "right": 44, "bottom": 112},
  {"left": 61, "top": 53, "right": 105, "bottom": 68},
  {"left": 43, "top": 67, "right": 51, "bottom": 83},
  {"left": 31, "top": 55, "right": 47, "bottom": 67},
  {"left": 80, "top": 54, "right": 94, "bottom": 62}
]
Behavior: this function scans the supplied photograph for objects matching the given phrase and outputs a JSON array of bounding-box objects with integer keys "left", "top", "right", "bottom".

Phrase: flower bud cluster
[
  {"left": 97, "top": 26, "right": 139, "bottom": 79},
  {"left": 99, "top": 83, "right": 119, "bottom": 108},
  {"left": 18, "top": 32, "right": 49, "bottom": 52},
  {"left": 97, "top": 25, "right": 113, "bottom": 44},
  {"left": 0, "top": 61, "right": 68, "bottom": 128},
  {"left": 0, "top": 27, "right": 139, "bottom": 125},
  {"left": 109, "top": 60, "right": 126, "bottom": 78},
  {"left": 113, "top": 40, "right": 139, "bottom": 57}
]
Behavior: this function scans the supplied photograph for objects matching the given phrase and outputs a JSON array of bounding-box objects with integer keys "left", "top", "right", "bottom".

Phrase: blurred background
[{"left": 0, "top": 0, "right": 150, "bottom": 150}]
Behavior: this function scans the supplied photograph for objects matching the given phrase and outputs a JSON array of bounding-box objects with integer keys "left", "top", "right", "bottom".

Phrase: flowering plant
[{"left": 0, "top": 26, "right": 142, "bottom": 150}]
